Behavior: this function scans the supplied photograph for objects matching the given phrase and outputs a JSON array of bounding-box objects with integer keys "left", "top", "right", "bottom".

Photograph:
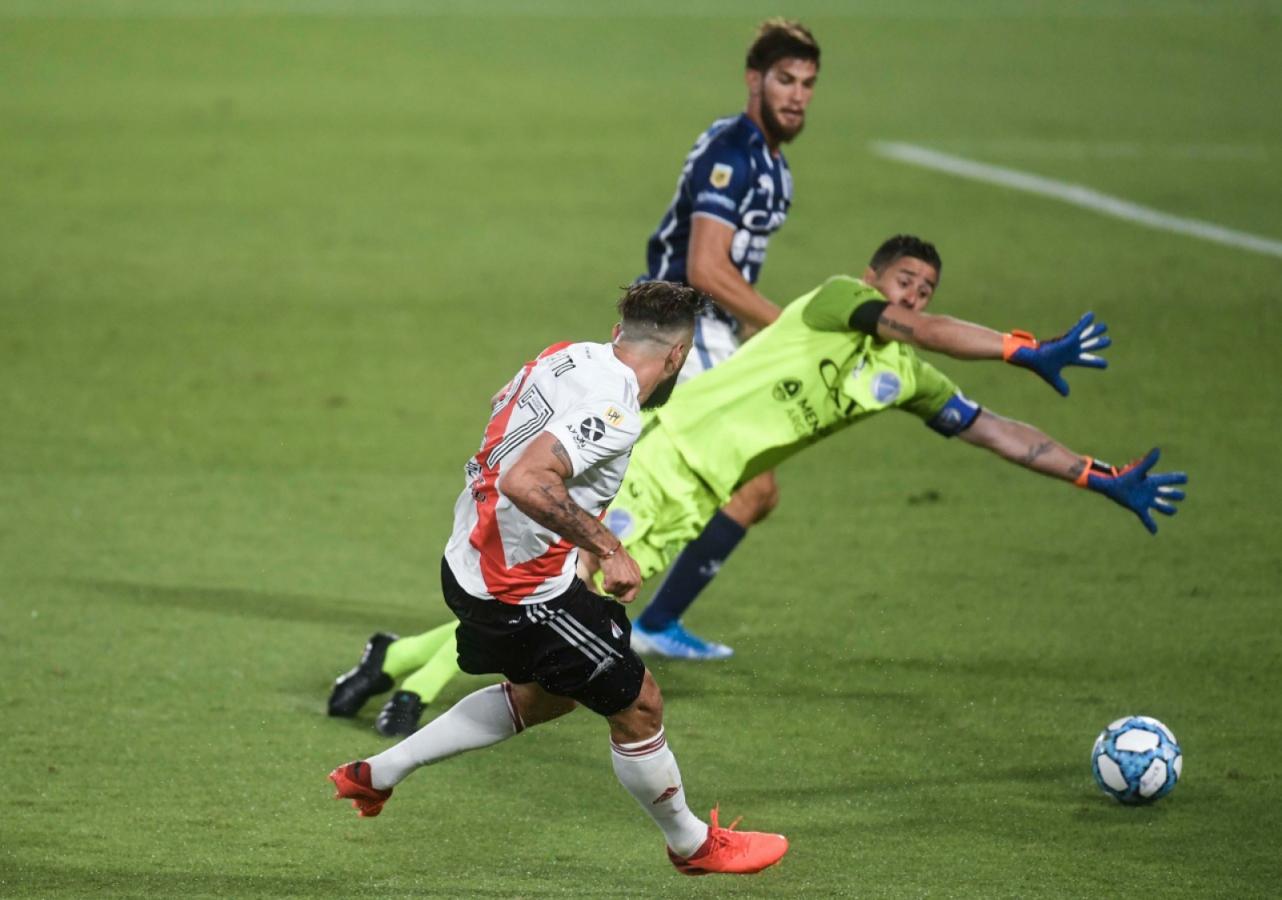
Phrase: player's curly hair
[
  {"left": 616, "top": 281, "right": 705, "bottom": 334},
  {"left": 746, "top": 18, "right": 820, "bottom": 73},
  {"left": 870, "top": 234, "right": 943, "bottom": 276}
]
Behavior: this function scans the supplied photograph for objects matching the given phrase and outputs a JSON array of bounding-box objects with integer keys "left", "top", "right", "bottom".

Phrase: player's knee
[
  {"left": 607, "top": 670, "right": 664, "bottom": 743},
  {"left": 753, "top": 479, "right": 780, "bottom": 521},
  {"left": 733, "top": 473, "right": 780, "bottom": 524}
]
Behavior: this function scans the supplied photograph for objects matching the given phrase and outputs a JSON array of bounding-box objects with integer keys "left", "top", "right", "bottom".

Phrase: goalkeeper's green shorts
[{"left": 603, "top": 421, "right": 723, "bottom": 581}]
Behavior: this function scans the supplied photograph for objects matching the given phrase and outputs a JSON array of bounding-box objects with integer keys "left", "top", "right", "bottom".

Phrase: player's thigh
[
  {"left": 507, "top": 681, "right": 578, "bottom": 727},
  {"left": 723, "top": 469, "right": 780, "bottom": 526}
]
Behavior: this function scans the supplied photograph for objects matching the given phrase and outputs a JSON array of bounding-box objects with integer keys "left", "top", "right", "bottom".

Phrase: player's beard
[
  {"left": 761, "top": 100, "right": 804, "bottom": 145},
  {"left": 641, "top": 372, "right": 680, "bottom": 410}
]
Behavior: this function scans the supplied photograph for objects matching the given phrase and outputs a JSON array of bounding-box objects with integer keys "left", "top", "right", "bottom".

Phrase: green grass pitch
[{"left": 2, "top": 1, "right": 1281, "bottom": 896}]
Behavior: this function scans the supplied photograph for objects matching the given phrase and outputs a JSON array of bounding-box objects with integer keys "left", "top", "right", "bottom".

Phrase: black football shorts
[{"left": 440, "top": 557, "right": 646, "bottom": 717}]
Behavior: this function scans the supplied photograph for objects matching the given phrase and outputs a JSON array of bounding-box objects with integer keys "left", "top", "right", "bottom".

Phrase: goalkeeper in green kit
[
  {"left": 596, "top": 234, "right": 1187, "bottom": 647},
  {"left": 329, "top": 234, "right": 1188, "bottom": 728}
]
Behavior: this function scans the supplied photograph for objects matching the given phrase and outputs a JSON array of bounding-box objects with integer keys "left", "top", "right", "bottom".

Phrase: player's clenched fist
[{"left": 599, "top": 544, "right": 643, "bottom": 604}]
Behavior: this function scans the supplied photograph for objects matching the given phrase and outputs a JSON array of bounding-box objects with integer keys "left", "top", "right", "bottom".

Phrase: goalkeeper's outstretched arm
[
  {"left": 957, "top": 409, "right": 1188, "bottom": 534},
  {"left": 801, "top": 277, "right": 1110, "bottom": 397},
  {"left": 873, "top": 305, "right": 1109, "bottom": 397}
]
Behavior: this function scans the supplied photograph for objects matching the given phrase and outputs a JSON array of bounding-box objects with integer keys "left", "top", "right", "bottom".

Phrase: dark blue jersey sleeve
[{"left": 688, "top": 143, "right": 752, "bottom": 227}]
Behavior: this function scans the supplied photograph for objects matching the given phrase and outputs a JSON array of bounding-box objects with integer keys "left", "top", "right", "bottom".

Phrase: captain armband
[
  {"left": 926, "top": 392, "right": 981, "bottom": 437},
  {"left": 849, "top": 299, "right": 889, "bottom": 336}
]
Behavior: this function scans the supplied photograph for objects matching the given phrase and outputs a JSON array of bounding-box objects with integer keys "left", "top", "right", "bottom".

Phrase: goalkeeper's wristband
[
  {"left": 1074, "top": 456, "right": 1120, "bottom": 488},
  {"left": 1002, "top": 330, "right": 1038, "bottom": 361}
]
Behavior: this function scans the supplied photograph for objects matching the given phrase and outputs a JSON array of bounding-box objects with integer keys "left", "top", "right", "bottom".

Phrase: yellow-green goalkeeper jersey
[{"left": 655, "top": 275, "right": 981, "bottom": 501}]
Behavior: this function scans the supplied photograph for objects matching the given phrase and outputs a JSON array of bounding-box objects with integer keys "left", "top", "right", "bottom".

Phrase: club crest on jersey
[
  {"left": 604, "top": 406, "right": 625, "bottom": 427},
  {"left": 772, "top": 378, "right": 803, "bottom": 401},
  {"left": 871, "top": 371, "right": 902, "bottom": 404},
  {"left": 710, "top": 163, "right": 734, "bottom": 189}
]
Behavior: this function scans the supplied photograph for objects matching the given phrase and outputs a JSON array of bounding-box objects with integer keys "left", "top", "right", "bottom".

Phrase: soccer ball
[{"left": 1091, "top": 715, "right": 1182, "bottom": 804}]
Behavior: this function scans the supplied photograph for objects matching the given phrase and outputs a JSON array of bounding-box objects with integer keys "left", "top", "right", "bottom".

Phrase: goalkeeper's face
[{"left": 866, "top": 256, "right": 938, "bottom": 313}]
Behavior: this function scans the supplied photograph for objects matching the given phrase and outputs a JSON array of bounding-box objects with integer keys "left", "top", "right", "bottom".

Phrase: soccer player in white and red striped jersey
[{"left": 329, "top": 282, "right": 790, "bottom": 876}]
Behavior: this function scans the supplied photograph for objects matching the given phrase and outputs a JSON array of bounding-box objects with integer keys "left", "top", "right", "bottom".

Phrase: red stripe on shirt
[{"left": 468, "top": 343, "right": 575, "bottom": 604}]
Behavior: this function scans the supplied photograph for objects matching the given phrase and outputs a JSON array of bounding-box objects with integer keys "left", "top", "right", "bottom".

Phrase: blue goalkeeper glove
[
  {"left": 1003, "top": 311, "right": 1110, "bottom": 397},
  {"left": 1076, "top": 448, "right": 1187, "bottom": 535}
]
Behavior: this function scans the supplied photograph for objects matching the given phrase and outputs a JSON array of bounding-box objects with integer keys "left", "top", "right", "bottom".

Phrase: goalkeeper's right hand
[
  {"left": 1077, "top": 447, "right": 1187, "bottom": 535},
  {"left": 1003, "top": 311, "right": 1110, "bottom": 396}
]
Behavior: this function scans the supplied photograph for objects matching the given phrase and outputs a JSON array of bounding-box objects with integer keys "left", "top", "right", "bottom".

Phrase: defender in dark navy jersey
[{"left": 635, "top": 19, "right": 820, "bottom": 660}]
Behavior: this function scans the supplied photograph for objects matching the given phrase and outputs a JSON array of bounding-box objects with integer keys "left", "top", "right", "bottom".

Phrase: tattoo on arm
[
  {"left": 878, "top": 313, "right": 914, "bottom": 338},
  {"left": 527, "top": 479, "right": 613, "bottom": 556},
  {"left": 1020, "top": 441, "right": 1055, "bottom": 466},
  {"left": 1067, "top": 458, "right": 1086, "bottom": 480},
  {"left": 550, "top": 440, "right": 572, "bottom": 476}
]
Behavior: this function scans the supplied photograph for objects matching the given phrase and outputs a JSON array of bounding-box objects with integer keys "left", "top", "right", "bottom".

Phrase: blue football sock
[{"left": 637, "top": 510, "right": 746, "bottom": 632}]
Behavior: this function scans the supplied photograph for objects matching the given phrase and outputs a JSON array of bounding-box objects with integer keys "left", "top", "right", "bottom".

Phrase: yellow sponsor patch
[
  {"left": 604, "top": 406, "right": 625, "bottom": 427},
  {"left": 710, "top": 163, "right": 733, "bottom": 189}
]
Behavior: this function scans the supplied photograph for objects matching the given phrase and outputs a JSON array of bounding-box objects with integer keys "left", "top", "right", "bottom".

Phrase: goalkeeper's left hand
[
  {"left": 1003, "top": 311, "right": 1110, "bottom": 396},
  {"left": 1077, "top": 447, "right": 1187, "bottom": 535}
]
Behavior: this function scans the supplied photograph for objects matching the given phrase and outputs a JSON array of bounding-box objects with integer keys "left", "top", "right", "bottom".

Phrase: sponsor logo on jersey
[
  {"left": 578, "top": 416, "right": 606, "bottom": 443},
  {"left": 872, "top": 371, "right": 902, "bottom": 404},
  {"left": 604, "top": 406, "right": 625, "bottom": 427},
  {"left": 710, "top": 163, "right": 734, "bottom": 188},
  {"left": 786, "top": 397, "right": 821, "bottom": 435},
  {"left": 610, "top": 620, "right": 624, "bottom": 641},
  {"left": 742, "top": 208, "right": 788, "bottom": 231},
  {"left": 772, "top": 378, "right": 803, "bottom": 401}
]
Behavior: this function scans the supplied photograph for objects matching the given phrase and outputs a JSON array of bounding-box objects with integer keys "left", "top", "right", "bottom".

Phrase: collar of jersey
[{"left": 604, "top": 342, "right": 642, "bottom": 397}]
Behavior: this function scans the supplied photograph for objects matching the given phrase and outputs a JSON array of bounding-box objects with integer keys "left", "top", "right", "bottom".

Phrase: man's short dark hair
[
  {"left": 617, "top": 281, "right": 704, "bottom": 333},
  {"left": 869, "top": 234, "right": 943, "bottom": 277},
  {"left": 746, "top": 18, "right": 820, "bottom": 73}
]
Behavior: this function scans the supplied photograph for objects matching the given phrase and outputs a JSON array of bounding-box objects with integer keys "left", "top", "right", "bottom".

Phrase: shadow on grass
[
  {"left": 61, "top": 577, "right": 428, "bottom": 633},
  {"left": 839, "top": 654, "right": 1086, "bottom": 682},
  {"left": 0, "top": 867, "right": 345, "bottom": 899},
  {"left": 2, "top": 862, "right": 666, "bottom": 899},
  {"left": 745, "top": 762, "right": 1084, "bottom": 805}
]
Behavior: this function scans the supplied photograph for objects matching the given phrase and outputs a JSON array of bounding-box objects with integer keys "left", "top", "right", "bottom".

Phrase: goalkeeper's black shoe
[
  {"left": 375, "top": 690, "right": 424, "bottom": 737},
  {"left": 327, "top": 632, "right": 398, "bottom": 717}
]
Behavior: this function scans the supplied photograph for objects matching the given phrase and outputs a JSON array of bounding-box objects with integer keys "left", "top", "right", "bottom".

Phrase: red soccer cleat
[
  {"left": 328, "top": 761, "right": 392, "bottom": 818},
  {"left": 667, "top": 807, "right": 789, "bottom": 875}
]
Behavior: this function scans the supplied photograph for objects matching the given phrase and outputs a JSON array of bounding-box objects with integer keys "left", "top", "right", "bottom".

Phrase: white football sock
[
  {"left": 611, "top": 728, "right": 708, "bottom": 858},
  {"left": 366, "top": 682, "right": 524, "bottom": 790}
]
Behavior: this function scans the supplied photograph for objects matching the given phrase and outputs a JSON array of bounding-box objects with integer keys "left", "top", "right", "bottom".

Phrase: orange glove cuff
[
  {"left": 1002, "top": 330, "right": 1038, "bottom": 361},
  {"left": 1074, "top": 457, "right": 1093, "bottom": 487}
]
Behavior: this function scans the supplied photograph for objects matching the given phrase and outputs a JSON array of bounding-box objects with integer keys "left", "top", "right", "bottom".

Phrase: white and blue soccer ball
[{"left": 1091, "top": 715, "right": 1182, "bottom": 804}]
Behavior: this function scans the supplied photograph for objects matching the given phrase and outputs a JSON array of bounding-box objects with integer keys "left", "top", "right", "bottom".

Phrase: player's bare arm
[
  {"left": 499, "top": 433, "right": 643, "bottom": 602},
  {"left": 688, "top": 216, "right": 781, "bottom": 330},
  {"left": 956, "top": 409, "right": 1187, "bottom": 534},
  {"left": 875, "top": 305, "right": 1006, "bottom": 359},
  {"left": 875, "top": 303, "right": 1111, "bottom": 397},
  {"left": 957, "top": 409, "right": 1090, "bottom": 480}
]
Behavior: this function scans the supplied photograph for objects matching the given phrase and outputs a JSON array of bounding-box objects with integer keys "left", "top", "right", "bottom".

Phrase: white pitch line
[{"left": 871, "top": 141, "right": 1282, "bottom": 260}]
